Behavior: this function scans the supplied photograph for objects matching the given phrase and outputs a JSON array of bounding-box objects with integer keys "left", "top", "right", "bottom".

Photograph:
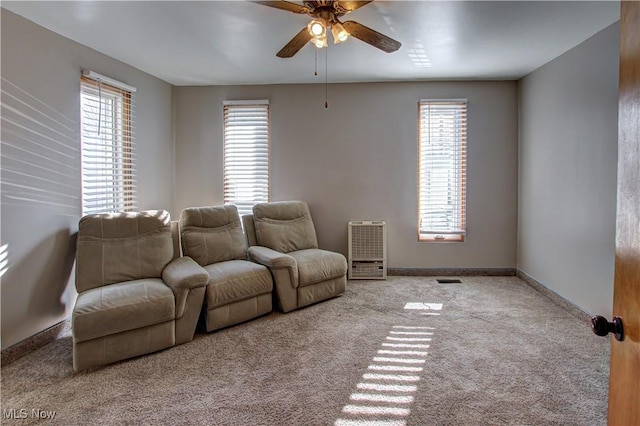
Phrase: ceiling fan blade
[
  {"left": 342, "top": 20, "right": 401, "bottom": 53},
  {"left": 336, "top": 1, "right": 373, "bottom": 14},
  {"left": 277, "top": 27, "right": 313, "bottom": 58},
  {"left": 252, "top": 1, "right": 309, "bottom": 14}
]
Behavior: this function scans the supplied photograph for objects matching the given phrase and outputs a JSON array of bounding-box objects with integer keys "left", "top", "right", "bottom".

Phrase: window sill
[{"left": 418, "top": 235, "right": 465, "bottom": 243}]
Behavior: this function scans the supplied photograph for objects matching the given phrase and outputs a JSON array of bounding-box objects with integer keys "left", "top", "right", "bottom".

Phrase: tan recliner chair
[
  {"left": 180, "top": 205, "right": 273, "bottom": 332},
  {"left": 243, "top": 200, "right": 347, "bottom": 313},
  {"left": 72, "top": 210, "right": 209, "bottom": 372}
]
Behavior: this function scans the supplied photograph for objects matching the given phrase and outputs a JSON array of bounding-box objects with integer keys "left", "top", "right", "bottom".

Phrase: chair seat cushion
[
  {"left": 290, "top": 249, "right": 347, "bottom": 287},
  {"left": 73, "top": 279, "right": 175, "bottom": 343},
  {"left": 204, "top": 260, "right": 273, "bottom": 309}
]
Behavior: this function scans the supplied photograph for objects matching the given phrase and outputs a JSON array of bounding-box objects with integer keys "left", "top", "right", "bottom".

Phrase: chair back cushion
[
  {"left": 252, "top": 201, "right": 318, "bottom": 253},
  {"left": 76, "top": 210, "right": 174, "bottom": 293},
  {"left": 180, "top": 205, "right": 247, "bottom": 266}
]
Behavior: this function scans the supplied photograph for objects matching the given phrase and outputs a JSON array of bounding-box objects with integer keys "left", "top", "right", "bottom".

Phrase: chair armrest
[
  {"left": 163, "top": 256, "right": 209, "bottom": 320},
  {"left": 248, "top": 246, "right": 299, "bottom": 312},
  {"left": 247, "top": 246, "right": 297, "bottom": 269},
  {"left": 162, "top": 256, "right": 209, "bottom": 290}
]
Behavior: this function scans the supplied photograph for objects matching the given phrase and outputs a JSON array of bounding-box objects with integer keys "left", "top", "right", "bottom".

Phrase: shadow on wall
[
  {"left": 28, "top": 229, "right": 77, "bottom": 316},
  {"left": 0, "top": 229, "right": 77, "bottom": 347}
]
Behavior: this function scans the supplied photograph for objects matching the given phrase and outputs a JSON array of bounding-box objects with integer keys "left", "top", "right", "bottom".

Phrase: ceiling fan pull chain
[
  {"left": 314, "top": 48, "right": 318, "bottom": 76},
  {"left": 325, "top": 42, "right": 328, "bottom": 109}
]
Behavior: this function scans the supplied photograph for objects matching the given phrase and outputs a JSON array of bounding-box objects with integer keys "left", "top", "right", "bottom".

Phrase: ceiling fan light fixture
[
  {"left": 312, "top": 34, "right": 328, "bottom": 48},
  {"left": 307, "top": 19, "right": 326, "bottom": 38},
  {"left": 331, "top": 22, "right": 349, "bottom": 44},
  {"left": 257, "top": 0, "right": 401, "bottom": 58}
]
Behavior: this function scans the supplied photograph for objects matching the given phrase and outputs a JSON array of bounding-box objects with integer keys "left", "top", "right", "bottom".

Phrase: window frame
[
  {"left": 417, "top": 99, "right": 467, "bottom": 243},
  {"left": 222, "top": 100, "right": 270, "bottom": 217},
  {"left": 80, "top": 76, "right": 135, "bottom": 216}
]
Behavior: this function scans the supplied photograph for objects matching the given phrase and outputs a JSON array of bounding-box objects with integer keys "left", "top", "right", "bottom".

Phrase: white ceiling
[{"left": 2, "top": 1, "right": 620, "bottom": 86}]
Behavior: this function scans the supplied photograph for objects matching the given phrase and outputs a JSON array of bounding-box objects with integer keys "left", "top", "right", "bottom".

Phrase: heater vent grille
[{"left": 348, "top": 221, "right": 387, "bottom": 280}]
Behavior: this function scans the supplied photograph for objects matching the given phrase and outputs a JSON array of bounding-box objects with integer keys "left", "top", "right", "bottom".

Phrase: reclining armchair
[
  {"left": 72, "top": 210, "right": 209, "bottom": 371},
  {"left": 243, "top": 201, "right": 347, "bottom": 313},
  {"left": 180, "top": 205, "right": 273, "bottom": 332}
]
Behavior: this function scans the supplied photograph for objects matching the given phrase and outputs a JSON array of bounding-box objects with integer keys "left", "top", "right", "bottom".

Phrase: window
[
  {"left": 223, "top": 100, "right": 270, "bottom": 216},
  {"left": 80, "top": 74, "right": 136, "bottom": 215},
  {"left": 418, "top": 100, "right": 467, "bottom": 242}
]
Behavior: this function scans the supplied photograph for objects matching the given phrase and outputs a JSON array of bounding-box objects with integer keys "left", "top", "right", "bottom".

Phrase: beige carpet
[{"left": 1, "top": 276, "right": 610, "bottom": 425}]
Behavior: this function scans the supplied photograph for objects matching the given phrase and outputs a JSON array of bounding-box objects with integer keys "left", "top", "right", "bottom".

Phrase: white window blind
[
  {"left": 80, "top": 75, "right": 136, "bottom": 215},
  {"left": 418, "top": 100, "right": 467, "bottom": 242},
  {"left": 223, "top": 101, "right": 269, "bottom": 217}
]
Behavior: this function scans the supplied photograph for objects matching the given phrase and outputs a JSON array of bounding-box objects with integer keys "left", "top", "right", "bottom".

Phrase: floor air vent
[
  {"left": 437, "top": 278, "right": 462, "bottom": 284},
  {"left": 348, "top": 221, "right": 387, "bottom": 280}
]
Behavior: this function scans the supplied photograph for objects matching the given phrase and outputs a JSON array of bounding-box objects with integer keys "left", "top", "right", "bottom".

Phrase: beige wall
[
  {"left": 174, "top": 81, "right": 518, "bottom": 268},
  {"left": 517, "top": 23, "right": 619, "bottom": 317},
  {"left": 1, "top": 10, "right": 175, "bottom": 349}
]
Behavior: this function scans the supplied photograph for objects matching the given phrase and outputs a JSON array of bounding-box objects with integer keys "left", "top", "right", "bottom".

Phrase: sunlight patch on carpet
[
  {"left": 356, "top": 383, "right": 418, "bottom": 393},
  {"left": 385, "top": 337, "right": 432, "bottom": 342},
  {"left": 377, "top": 350, "right": 429, "bottom": 356},
  {"left": 335, "top": 419, "right": 407, "bottom": 426},
  {"left": 342, "top": 405, "right": 411, "bottom": 416},
  {"left": 403, "top": 302, "right": 443, "bottom": 310},
  {"left": 361, "top": 373, "right": 421, "bottom": 382},
  {"left": 350, "top": 393, "right": 415, "bottom": 404},
  {"left": 367, "top": 365, "right": 423, "bottom": 372},
  {"left": 372, "top": 357, "right": 426, "bottom": 364},
  {"left": 381, "top": 343, "right": 430, "bottom": 349},
  {"left": 335, "top": 303, "right": 443, "bottom": 425}
]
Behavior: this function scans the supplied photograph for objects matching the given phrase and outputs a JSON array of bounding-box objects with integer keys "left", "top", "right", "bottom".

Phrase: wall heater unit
[{"left": 348, "top": 221, "right": 387, "bottom": 279}]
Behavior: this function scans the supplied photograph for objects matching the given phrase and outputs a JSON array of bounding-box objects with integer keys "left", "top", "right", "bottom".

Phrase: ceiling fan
[{"left": 253, "top": 1, "right": 402, "bottom": 58}]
